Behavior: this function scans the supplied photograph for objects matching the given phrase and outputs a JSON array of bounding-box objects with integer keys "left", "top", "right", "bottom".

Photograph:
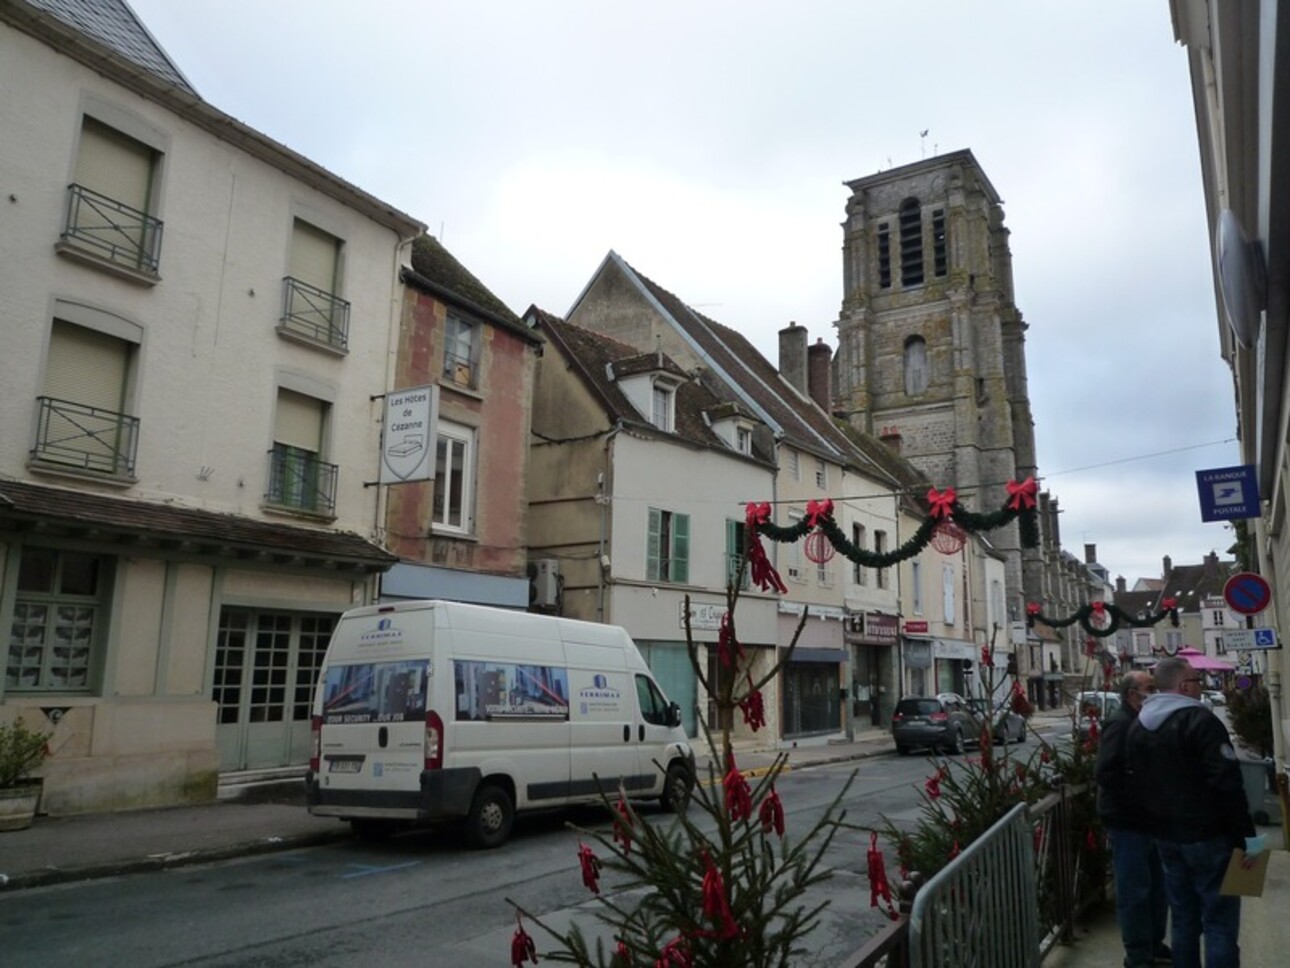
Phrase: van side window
[{"left": 635, "top": 675, "right": 669, "bottom": 726}]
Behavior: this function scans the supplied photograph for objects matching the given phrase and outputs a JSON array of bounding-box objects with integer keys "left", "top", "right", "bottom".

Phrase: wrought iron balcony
[
  {"left": 265, "top": 444, "right": 338, "bottom": 516},
  {"left": 61, "top": 183, "right": 163, "bottom": 273},
  {"left": 30, "top": 396, "right": 139, "bottom": 477},
  {"left": 280, "top": 277, "right": 350, "bottom": 351}
]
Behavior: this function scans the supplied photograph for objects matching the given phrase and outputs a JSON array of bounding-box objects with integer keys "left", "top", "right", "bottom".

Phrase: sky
[{"left": 127, "top": 0, "right": 1241, "bottom": 587}]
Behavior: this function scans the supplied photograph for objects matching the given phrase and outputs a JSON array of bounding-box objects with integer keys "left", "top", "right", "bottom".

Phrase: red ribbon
[
  {"left": 746, "top": 533, "right": 787, "bottom": 594},
  {"left": 926, "top": 487, "right": 956, "bottom": 520},
  {"left": 744, "top": 501, "right": 771, "bottom": 526},
  {"left": 701, "top": 851, "right": 740, "bottom": 939},
  {"left": 578, "top": 842, "right": 601, "bottom": 894},
  {"left": 723, "top": 752, "right": 752, "bottom": 822},
  {"left": 805, "top": 497, "right": 833, "bottom": 528},
  {"left": 759, "top": 786, "right": 784, "bottom": 837},
  {"left": 1005, "top": 476, "right": 1037, "bottom": 511},
  {"left": 867, "top": 831, "right": 898, "bottom": 920},
  {"left": 510, "top": 914, "right": 539, "bottom": 966}
]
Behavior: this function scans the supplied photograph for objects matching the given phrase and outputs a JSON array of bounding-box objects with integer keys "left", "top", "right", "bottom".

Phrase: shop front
[
  {"left": 845, "top": 610, "right": 898, "bottom": 729},
  {"left": 779, "top": 605, "right": 845, "bottom": 741},
  {"left": 933, "top": 637, "right": 976, "bottom": 696}
]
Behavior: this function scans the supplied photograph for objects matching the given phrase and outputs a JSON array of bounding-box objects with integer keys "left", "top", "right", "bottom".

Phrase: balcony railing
[
  {"left": 265, "top": 444, "right": 338, "bottom": 516},
  {"left": 61, "top": 183, "right": 163, "bottom": 273},
  {"left": 443, "top": 348, "right": 476, "bottom": 389},
  {"left": 280, "top": 277, "right": 350, "bottom": 351},
  {"left": 30, "top": 396, "right": 139, "bottom": 477}
]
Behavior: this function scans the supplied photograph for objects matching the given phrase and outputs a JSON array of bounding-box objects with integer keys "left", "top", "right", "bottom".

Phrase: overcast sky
[{"left": 128, "top": 0, "right": 1241, "bottom": 587}]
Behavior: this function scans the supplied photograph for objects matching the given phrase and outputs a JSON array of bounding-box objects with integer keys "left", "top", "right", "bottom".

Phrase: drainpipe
[{"left": 597, "top": 422, "right": 622, "bottom": 622}]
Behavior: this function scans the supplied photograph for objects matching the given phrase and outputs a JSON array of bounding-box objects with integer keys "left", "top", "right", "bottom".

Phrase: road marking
[{"left": 341, "top": 861, "right": 421, "bottom": 879}]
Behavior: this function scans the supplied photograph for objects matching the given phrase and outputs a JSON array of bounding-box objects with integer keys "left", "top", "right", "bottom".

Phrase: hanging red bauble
[
  {"left": 803, "top": 530, "right": 835, "bottom": 564},
  {"left": 929, "top": 520, "right": 967, "bottom": 555}
]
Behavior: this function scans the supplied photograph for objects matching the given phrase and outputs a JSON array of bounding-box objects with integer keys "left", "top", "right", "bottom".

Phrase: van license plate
[{"left": 328, "top": 758, "right": 363, "bottom": 774}]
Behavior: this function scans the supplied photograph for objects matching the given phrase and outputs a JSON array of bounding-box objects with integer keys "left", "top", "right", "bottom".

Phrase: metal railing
[
  {"left": 30, "top": 396, "right": 139, "bottom": 477},
  {"left": 62, "top": 183, "right": 163, "bottom": 272},
  {"left": 265, "top": 445, "right": 338, "bottom": 516},
  {"left": 442, "top": 348, "right": 476, "bottom": 388},
  {"left": 280, "top": 277, "right": 350, "bottom": 351},
  {"left": 839, "top": 783, "right": 1104, "bottom": 968}
]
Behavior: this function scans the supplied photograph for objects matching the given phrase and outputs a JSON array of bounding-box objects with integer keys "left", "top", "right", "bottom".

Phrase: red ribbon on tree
[
  {"left": 738, "top": 675, "right": 766, "bottom": 732},
  {"left": 759, "top": 785, "right": 784, "bottom": 837},
  {"left": 1006, "top": 476, "right": 1038, "bottom": 510},
  {"left": 701, "top": 851, "right": 740, "bottom": 939},
  {"left": 980, "top": 645, "right": 994, "bottom": 668},
  {"left": 613, "top": 790, "right": 634, "bottom": 854},
  {"left": 511, "top": 913, "right": 539, "bottom": 966},
  {"left": 924, "top": 765, "right": 948, "bottom": 800},
  {"left": 926, "top": 487, "right": 956, "bottom": 520},
  {"left": 717, "top": 612, "right": 745, "bottom": 668},
  {"left": 866, "top": 831, "right": 899, "bottom": 920},
  {"left": 723, "top": 751, "right": 752, "bottom": 822},
  {"left": 805, "top": 497, "right": 834, "bottom": 528},
  {"left": 578, "top": 842, "right": 601, "bottom": 894},
  {"left": 655, "top": 937, "right": 693, "bottom": 968}
]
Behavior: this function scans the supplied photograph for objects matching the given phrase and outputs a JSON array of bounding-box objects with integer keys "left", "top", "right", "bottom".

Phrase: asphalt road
[{"left": 0, "top": 736, "right": 1049, "bottom": 968}]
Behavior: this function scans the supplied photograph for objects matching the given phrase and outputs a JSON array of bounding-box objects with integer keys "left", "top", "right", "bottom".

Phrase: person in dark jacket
[
  {"left": 1126, "top": 656, "right": 1258, "bottom": 968},
  {"left": 1096, "top": 670, "right": 1170, "bottom": 967}
]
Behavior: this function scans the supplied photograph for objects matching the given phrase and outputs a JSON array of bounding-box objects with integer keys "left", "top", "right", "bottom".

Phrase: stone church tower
[{"left": 832, "top": 149, "right": 1041, "bottom": 624}]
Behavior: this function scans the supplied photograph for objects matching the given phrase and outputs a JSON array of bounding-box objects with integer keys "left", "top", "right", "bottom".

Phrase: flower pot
[{"left": 0, "top": 783, "right": 41, "bottom": 831}]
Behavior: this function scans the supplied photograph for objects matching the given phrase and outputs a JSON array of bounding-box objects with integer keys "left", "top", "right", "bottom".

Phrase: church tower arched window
[
  {"left": 904, "top": 335, "right": 928, "bottom": 395},
  {"left": 899, "top": 197, "right": 924, "bottom": 287}
]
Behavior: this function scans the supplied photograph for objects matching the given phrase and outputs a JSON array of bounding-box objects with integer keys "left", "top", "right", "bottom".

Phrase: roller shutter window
[
  {"left": 289, "top": 219, "right": 339, "bottom": 295},
  {"left": 41, "top": 321, "right": 130, "bottom": 471},
  {"left": 273, "top": 389, "right": 325, "bottom": 510},
  {"left": 274, "top": 389, "right": 324, "bottom": 453},
  {"left": 73, "top": 118, "right": 154, "bottom": 263}
]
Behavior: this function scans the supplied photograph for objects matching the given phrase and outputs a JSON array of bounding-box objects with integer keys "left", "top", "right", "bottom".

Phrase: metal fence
[{"left": 838, "top": 783, "right": 1104, "bottom": 968}]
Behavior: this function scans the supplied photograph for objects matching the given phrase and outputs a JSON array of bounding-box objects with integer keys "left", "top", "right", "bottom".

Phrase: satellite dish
[{"left": 1216, "top": 209, "right": 1266, "bottom": 348}]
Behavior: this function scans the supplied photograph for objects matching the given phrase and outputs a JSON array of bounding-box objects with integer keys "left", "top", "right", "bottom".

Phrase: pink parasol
[{"left": 1176, "top": 647, "right": 1235, "bottom": 671}]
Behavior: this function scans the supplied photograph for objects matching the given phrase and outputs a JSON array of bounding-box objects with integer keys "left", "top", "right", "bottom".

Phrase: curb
[{"left": 0, "top": 826, "right": 351, "bottom": 893}]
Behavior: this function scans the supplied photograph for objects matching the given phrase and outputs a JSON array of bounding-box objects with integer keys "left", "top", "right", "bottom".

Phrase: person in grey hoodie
[
  {"left": 1096, "top": 669, "right": 1170, "bottom": 967},
  {"left": 1125, "top": 656, "right": 1257, "bottom": 968}
]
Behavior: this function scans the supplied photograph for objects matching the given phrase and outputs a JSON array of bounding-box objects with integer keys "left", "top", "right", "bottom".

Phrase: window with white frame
[
  {"left": 852, "top": 523, "right": 867, "bottom": 586},
  {"left": 268, "top": 388, "right": 336, "bottom": 516},
  {"left": 736, "top": 426, "right": 752, "bottom": 454},
  {"left": 7, "top": 547, "right": 110, "bottom": 692},
  {"left": 444, "top": 314, "right": 478, "bottom": 388},
  {"left": 1133, "top": 631, "right": 1153, "bottom": 655},
  {"left": 912, "top": 560, "right": 924, "bottom": 614},
  {"left": 725, "top": 519, "right": 749, "bottom": 590},
  {"left": 647, "top": 508, "right": 689, "bottom": 583},
  {"left": 787, "top": 510, "right": 804, "bottom": 581},
  {"left": 282, "top": 219, "right": 349, "bottom": 351},
  {"left": 815, "top": 458, "right": 827, "bottom": 489},
  {"left": 651, "top": 382, "right": 675, "bottom": 432},
  {"left": 433, "top": 419, "right": 476, "bottom": 533},
  {"left": 788, "top": 449, "right": 800, "bottom": 480},
  {"left": 1210, "top": 609, "right": 1226, "bottom": 626},
  {"left": 874, "top": 530, "right": 888, "bottom": 588},
  {"left": 816, "top": 547, "right": 831, "bottom": 586},
  {"left": 1165, "top": 630, "right": 1183, "bottom": 653},
  {"left": 942, "top": 564, "right": 956, "bottom": 625}
]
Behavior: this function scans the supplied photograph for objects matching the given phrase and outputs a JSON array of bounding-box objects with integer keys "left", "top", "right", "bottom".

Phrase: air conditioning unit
[{"left": 532, "top": 558, "right": 560, "bottom": 608}]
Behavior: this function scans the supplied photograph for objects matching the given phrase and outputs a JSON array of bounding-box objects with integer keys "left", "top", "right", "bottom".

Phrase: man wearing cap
[{"left": 1126, "top": 656, "right": 1259, "bottom": 968}]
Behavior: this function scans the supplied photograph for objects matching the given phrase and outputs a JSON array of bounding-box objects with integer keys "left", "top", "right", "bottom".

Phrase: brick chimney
[
  {"left": 1204, "top": 551, "right": 1218, "bottom": 577},
  {"left": 1084, "top": 543, "right": 1097, "bottom": 565},
  {"left": 778, "top": 322, "right": 808, "bottom": 394},
  {"left": 1162, "top": 555, "right": 1172, "bottom": 577},
  {"left": 807, "top": 338, "right": 832, "bottom": 413},
  {"left": 1115, "top": 576, "right": 1127, "bottom": 594}
]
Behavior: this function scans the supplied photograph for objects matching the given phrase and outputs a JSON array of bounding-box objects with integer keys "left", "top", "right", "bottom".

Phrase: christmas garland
[
  {"left": 744, "top": 477, "right": 1040, "bottom": 571},
  {"left": 1025, "top": 598, "right": 1180, "bottom": 639}
]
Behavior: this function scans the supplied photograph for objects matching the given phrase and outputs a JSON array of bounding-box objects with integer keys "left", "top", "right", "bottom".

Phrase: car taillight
[
  {"left": 892, "top": 712, "right": 903, "bottom": 722},
  {"left": 424, "top": 710, "right": 444, "bottom": 770},
  {"left": 309, "top": 715, "right": 321, "bottom": 773},
  {"left": 929, "top": 712, "right": 948, "bottom": 723}
]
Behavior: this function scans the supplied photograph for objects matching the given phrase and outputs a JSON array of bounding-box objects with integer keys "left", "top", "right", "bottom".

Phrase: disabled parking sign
[{"left": 1196, "top": 465, "right": 1260, "bottom": 522}]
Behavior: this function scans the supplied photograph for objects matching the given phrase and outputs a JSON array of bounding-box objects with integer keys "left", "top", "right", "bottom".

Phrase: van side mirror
[{"left": 667, "top": 701, "right": 682, "bottom": 729}]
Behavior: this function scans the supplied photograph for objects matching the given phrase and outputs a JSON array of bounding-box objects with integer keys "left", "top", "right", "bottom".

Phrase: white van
[{"left": 306, "top": 600, "right": 695, "bottom": 847}]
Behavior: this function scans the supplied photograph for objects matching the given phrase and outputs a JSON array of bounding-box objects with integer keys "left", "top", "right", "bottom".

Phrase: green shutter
[
  {"left": 672, "top": 514, "right": 689, "bottom": 584},
  {"left": 647, "top": 508, "right": 662, "bottom": 581}
]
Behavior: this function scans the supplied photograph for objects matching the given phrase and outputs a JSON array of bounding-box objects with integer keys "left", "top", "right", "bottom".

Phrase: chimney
[
  {"left": 1204, "top": 551, "right": 1218, "bottom": 576},
  {"left": 1162, "top": 555, "right": 1172, "bottom": 577},
  {"left": 1084, "top": 543, "right": 1097, "bottom": 565},
  {"left": 1115, "top": 576, "right": 1126, "bottom": 594},
  {"left": 807, "top": 337, "right": 832, "bottom": 413},
  {"left": 778, "top": 322, "right": 808, "bottom": 394}
]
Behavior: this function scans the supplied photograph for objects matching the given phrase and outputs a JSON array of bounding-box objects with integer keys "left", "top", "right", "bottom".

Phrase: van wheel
[
  {"left": 350, "top": 818, "right": 396, "bottom": 842},
  {"left": 467, "top": 783, "right": 514, "bottom": 849},
  {"left": 660, "top": 763, "right": 693, "bottom": 814}
]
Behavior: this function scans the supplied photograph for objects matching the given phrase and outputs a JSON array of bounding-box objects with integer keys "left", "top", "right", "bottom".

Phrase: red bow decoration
[
  {"left": 1005, "top": 476, "right": 1038, "bottom": 511},
  {"left": 759, "top": 785, "right": 784, "bottom": 837},
  {"left": 866, "top": 831, "right": 899, "bottom": 920},
  {"left": 723, "top": 751, "right": 752, "bottom": 822},
  {"left": 1161, "top": 597, "right": 1177, "bottom": 611},
  {"left": 701, "top": 851, "right": 740, "bottom": 939},
  {"left": 1025, "top": 602, "right": 1042, "bottom": 617},
  {"left": 926, "top": 487, "right": 956, "bottom": 520},
  {"left": 744, "top": 501, "right": 771, "bottom": 526},
  {"left": 1091, "top": 601, "right": 1106, "bottom": 616},
  {"left": 511, "top": 913, "right": 539, "bottom": 966},
  {"left": 805, "top": 497, "right": 834, "bottom": 528},
  {"left": 578, "top": 842, "right": 601, "bottom": 894}
]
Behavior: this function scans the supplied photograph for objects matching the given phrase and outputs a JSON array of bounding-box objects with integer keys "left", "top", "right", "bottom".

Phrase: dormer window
[
  {"left": 736, "top": 426, "right": 751, "bottom": 454},
  {"left": 651, "top": 381, "right": 674, "bottom": 432}
]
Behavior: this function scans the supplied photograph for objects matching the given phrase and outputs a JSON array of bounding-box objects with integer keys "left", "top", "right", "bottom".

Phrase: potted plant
[{"left": 0, "top": 716, "right": 51, "bottom": 831}]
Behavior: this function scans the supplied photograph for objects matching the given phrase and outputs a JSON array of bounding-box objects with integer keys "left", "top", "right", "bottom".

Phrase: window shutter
[
  {"left": 647, "top": 509, "right": 662, "bottom": 581},
  {"left": 44, "top": 321, "right": 128, "bottom": 411},
  {"left": 672, "top": 514, "right": 690, "bottom": 584},
  {"left": 75, "top": 119, "right": 152, "bottom": 212},
  {"left": 274, "top": 389, "right": 324, "bottom": 452},
  {"left": 289, "top": 220, "right": 339, "bottom": 294}
]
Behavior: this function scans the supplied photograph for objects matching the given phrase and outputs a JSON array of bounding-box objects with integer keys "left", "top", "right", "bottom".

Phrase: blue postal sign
[{"left": 1196, "top": 464, "right": 1261, "bottom": 522}]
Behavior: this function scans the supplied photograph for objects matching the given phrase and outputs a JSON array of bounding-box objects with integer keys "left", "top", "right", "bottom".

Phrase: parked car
[
  {"left": 892, "top": 693, "right": 980, "bottom": 755},
  {"left": 1074, "top": 690, "right": 1122, "bottom": 740},
  {"left": 967, "top": 697, "right": 1027, "bottom": 745}
]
